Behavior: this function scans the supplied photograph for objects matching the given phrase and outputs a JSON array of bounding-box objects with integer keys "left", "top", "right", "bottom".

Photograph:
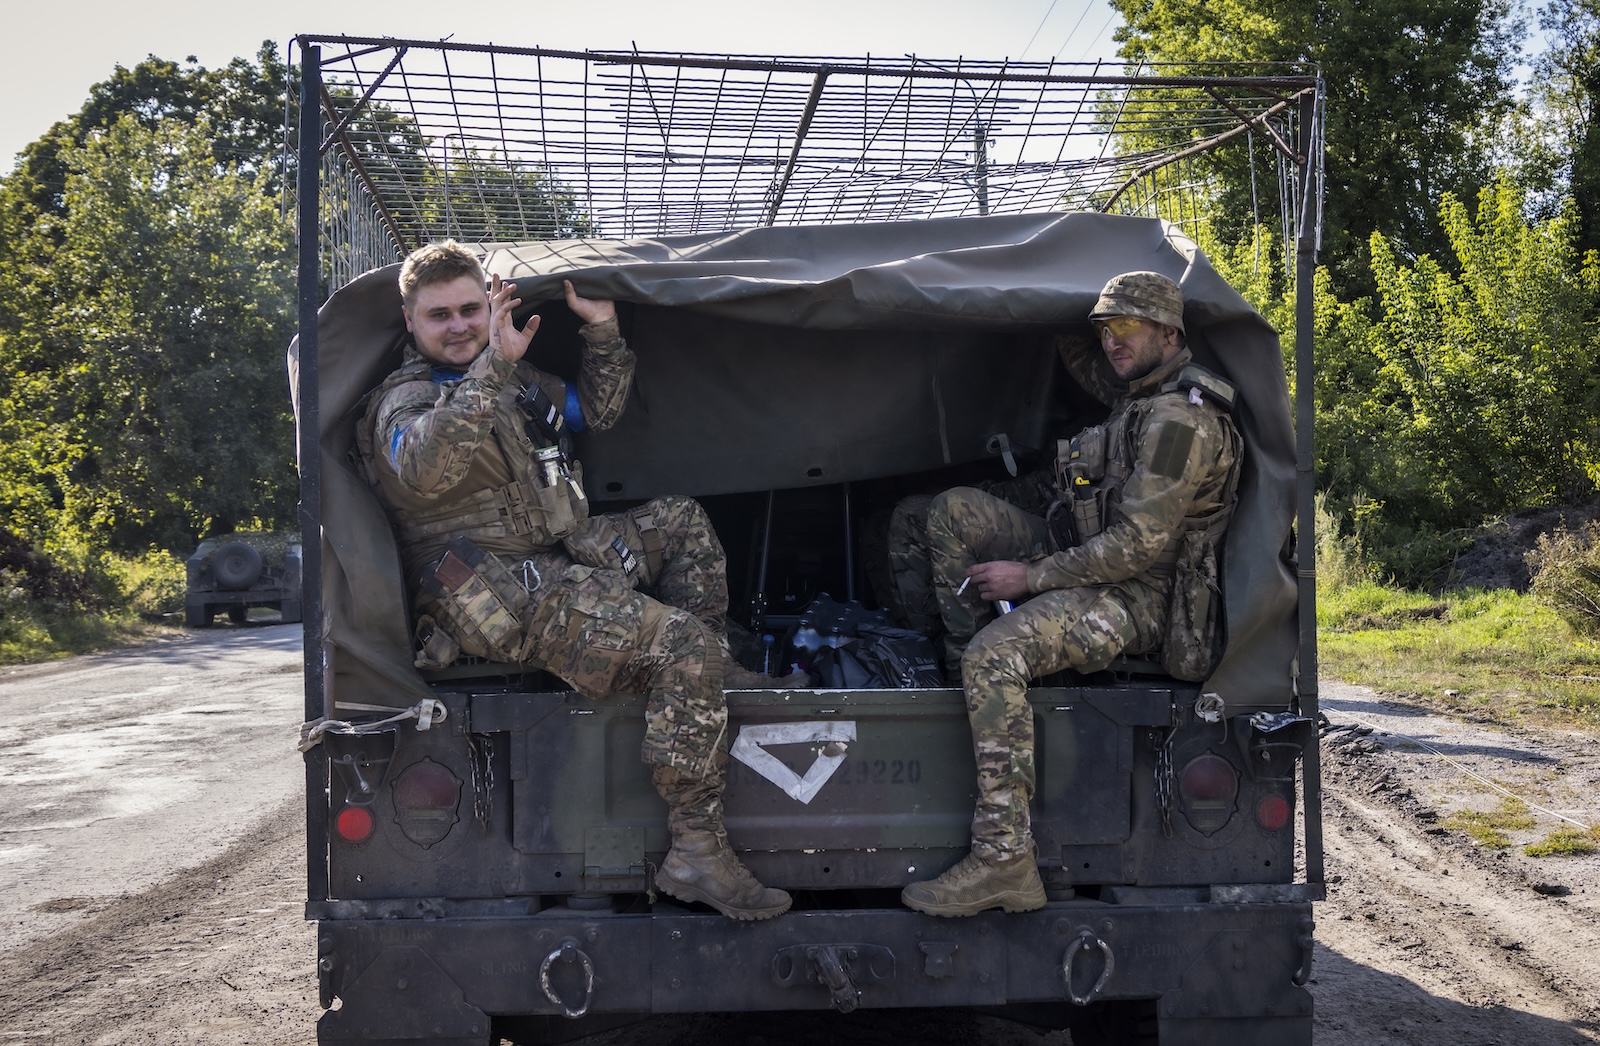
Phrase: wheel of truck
[
  {"left": 227, "top": 606, "right": 249, "bottom": 624},
  {"left": 184, "top": 604, "right": 213, "bottom": 628},
  {"left": 278, "top": 599, "right": 302, "bottom": 624},
  {"left": 212, "top": 541, "right": 264, "bottom": 589}
]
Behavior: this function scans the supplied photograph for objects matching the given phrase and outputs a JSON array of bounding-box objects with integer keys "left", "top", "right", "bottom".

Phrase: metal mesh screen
[{"left": 296, "top": 37, "right": 1323, "bottom": 275}]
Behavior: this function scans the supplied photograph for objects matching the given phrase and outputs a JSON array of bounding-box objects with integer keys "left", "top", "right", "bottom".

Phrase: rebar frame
[{"left": 292, "top": 37, "right": 1323, "bottom": 273}]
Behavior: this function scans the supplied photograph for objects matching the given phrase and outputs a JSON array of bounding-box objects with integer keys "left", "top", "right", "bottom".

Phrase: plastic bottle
[{"left": 761, "top": 634, "right": 775, "bottom": 675}]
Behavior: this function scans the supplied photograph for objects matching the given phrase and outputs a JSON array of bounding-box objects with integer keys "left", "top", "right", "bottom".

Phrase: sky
[{"left": 0, "top": 0, "right": 1123, "bottom": 172}]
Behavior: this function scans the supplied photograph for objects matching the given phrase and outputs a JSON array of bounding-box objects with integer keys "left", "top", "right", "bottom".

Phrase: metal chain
[
  {"left": 482, "top": 735, "right": 495, "bottom": 825},
  {"left": 466, "top": 733, "right": 493, "bottom": 827},
  {"left": 1153, "top": 701, "right": 1180, "bottom": 839}
]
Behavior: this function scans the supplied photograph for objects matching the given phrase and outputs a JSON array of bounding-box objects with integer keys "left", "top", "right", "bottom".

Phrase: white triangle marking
[{"left": 730, "top": 721, "right": 858, "bottom": 804}]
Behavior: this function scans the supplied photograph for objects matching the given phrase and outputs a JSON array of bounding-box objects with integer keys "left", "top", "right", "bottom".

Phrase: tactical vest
[
  {"left": 1048, "top": 361, "right": 1243, "bottom": 681},
  {"left": 1048, "top": 362, "right": 1242, "bottom": 573},
  {"left": 355, "top": 358, "right": 591, "bottom": 578}
]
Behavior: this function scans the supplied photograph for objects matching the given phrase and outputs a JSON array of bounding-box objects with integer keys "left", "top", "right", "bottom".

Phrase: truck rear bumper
[{"left": 315, "top": 897, "right": 1314, "bottom": 1044}]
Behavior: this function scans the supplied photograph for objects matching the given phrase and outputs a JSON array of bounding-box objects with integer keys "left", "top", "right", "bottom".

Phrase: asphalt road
[{"left": 0, "top": 622, "right": 306, "bottom": 952}]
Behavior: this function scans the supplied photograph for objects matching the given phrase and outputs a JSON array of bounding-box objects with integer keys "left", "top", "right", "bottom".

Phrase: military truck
[
  {"left": 183, "top": 532, "right": 302, "bottom": 626},
  {"left": 291, "top": 38, "right": 1327, "bottom": 1045}
]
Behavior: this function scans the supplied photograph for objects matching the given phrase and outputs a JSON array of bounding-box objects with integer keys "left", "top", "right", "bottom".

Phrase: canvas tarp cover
[{"left": 298, "top": 211, "right": 1298, "bottom": 712}]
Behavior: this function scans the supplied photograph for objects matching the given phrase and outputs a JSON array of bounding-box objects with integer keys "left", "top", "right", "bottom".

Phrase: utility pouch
[
  {"left": 504, "top": 471, "right": 586, "bottom": 543},
  {"left": 1055, "top": 425, "right": 1108, "bottom": 491},
  {"left": 419, "top": 537, "right": 530, "bottom": 661},
  {"left": 1161, "top": 529, "right": 1222, "bottom": 682},
  {"left": 413, "top": 613, "right": 461, "bottom": 670},
  {"left": 1071, "top": 486, "right": 1108, "bottom": 543},
  {"left": 1045, "top": 498, "right": 1078, "bottom": 550}
]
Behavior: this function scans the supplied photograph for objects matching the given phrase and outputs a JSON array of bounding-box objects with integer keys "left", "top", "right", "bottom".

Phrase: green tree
[
  {"left": 420, "top": 149, "right": 598, "bottom": 243},
  {"left": 1, "top": 115, "right": 296, "bottom": 554},
  {"left": 1109, "top": 0, "right": 1521, "bottom": 299},
  {"left": 6, "top": 42, "right": 293, "bottom": 222},
  {"left": 1313, "top": 178, "right": 1600, "bottom": 583},
  {"left": 1540, "top": 0, "right": 1600, "bottom": 256}
]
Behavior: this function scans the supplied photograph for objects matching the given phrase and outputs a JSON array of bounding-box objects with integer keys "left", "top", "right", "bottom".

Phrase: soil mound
[{"left": 1437, "top": 496, "right": 1600, "bottom": 592}]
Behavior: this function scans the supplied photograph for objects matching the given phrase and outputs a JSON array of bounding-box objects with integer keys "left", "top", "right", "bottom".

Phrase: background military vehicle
[
  {"left": 290, "top": 38, "right": 1326, "bottom": 1045},
  {"left": 183, "top": 532, "right": 302, "bottom": 626}
]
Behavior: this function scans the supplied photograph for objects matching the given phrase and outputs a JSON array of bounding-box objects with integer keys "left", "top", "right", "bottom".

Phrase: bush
[
  {"left": 100, "top": 549, "right": 187, "bottom": 619},
  {"left": 1527, "top": 522, "right": 1600, "bottom": 636},
  {"left": 0, "top": 529, "right": 102, "bottom": 611},
  {"left": 1313, "top": 491, "right": 1369, "bottom": 589}
]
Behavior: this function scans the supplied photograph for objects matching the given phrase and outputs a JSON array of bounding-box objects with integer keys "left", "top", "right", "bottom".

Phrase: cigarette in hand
[{"left": 957, "top": 576, "right": 971, "bottom": 596}]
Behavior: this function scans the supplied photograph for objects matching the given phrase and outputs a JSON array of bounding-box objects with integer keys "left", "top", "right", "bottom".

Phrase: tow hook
[
  {"left": 772, "top": 943, "right": 896, "bottom": 1013},
  {"left": 1292, "top": 915, "right": 1316, "bottom": 985},
  {"left": 1061, "top": 930, "right": 1115, "bottom": 1005},
  {"left": 539, "top": 938, "right": 595, "bottom": 1019}
]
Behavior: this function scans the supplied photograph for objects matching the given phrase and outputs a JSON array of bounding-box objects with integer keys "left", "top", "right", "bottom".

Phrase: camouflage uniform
[
  {"left": 887, "top": 469, "right": 1055, "bottom": 662},
  {"left": 921, "top": 347, "right": 1241, "bottom": 860},
  {"left": 361, "top": 317, "right": 733, "bottom": 833}
]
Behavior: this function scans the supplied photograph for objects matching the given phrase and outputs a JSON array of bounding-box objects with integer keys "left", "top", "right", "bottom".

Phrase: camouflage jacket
[
  {"left": 361, "top": 317, "right": 634, "bottom": 577},
  {"left": 1025, "top": 348, "right": 1240, "bottom": 594}
]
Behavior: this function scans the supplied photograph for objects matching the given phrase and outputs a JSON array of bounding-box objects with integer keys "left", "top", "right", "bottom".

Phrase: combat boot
[
  {"left": 901, "top": 849, "right": 1046, "bottom": 917},
  {"left": 655, "top": 830, "right": 793, "bottom": 920}
]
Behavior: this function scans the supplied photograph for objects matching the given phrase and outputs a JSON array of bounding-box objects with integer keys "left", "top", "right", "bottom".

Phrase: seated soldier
[
  {"left": 893, "top": 272, "right": 1243, "bottom": 916},
  {"left": 357, "top": 240, "right": 796, "bottom": 920}
]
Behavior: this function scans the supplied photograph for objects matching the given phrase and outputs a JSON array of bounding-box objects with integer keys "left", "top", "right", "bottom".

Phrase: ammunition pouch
[
  {"left": 395, "top": 472, "right": 586, "bottom": 550},
  {"left": 418, "top": 537, "right": 531, "bottom": 661},
  {"left": 1160, "top": 529, "right": 1222, "bottom": 682}
]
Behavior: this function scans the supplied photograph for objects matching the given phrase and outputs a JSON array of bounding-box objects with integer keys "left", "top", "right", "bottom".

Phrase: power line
[
  {"left": 1018, "top": 0, "right": 1061, "bottom": 61},
  {"left": 1060, "top": 8, "right": 1121, "bottom": 63}
]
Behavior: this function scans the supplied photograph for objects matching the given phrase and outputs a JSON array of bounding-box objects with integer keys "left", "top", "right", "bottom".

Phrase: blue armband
[
  {"left": 563, "top": 384, "right": 586, "bottom": 433},
  {"left": 388, "top": 425, "right": 409, "bottom": 469}
]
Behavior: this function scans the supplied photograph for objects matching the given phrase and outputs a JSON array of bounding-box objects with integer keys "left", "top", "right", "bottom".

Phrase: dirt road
[{"left": 1, "top": 635, "right": 1597, "bottom": 1044}]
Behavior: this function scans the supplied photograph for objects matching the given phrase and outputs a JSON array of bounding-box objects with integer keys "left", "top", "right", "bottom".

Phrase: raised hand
[
  {"left": 564, "top": 279, "right": 617, "bottom": 325},
  {"left": 489, "top": 275, "right": 540, "bottom": 362}
]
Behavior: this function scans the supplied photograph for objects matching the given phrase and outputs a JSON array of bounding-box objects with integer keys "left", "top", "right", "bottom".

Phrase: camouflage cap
[{"left": 1089, "top": 271, "right": 1185, "bottom": 333}]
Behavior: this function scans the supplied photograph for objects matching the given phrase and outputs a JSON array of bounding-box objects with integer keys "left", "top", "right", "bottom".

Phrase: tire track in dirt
[
  {"left": 0, "top": 798, "right": 318, "bottom": 1045},
  {"left": 1312, "top": 685, "right": 1600, "bottom": 1045}
]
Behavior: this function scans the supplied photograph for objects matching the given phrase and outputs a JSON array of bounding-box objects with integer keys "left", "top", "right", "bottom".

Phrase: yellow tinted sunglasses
[{"left": 1093, "top": 316, "right": 1148, "bottom": 339}]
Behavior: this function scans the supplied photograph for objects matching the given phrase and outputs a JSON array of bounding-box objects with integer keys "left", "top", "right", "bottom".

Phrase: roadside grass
[
  {"left": 1439, "top": 797, "right": 1537, "bottom": 848},
  {"left": 0, "top": 549, "right": 186, "bottom": 665},
  {"left": 1318, "top": 581, "right": 1600, "bottom": 736},
  {"left": 0, "top": 606, "right": 180, "bottom": 665},
  {"left": 1523, "top": 826, "right": 1600, "bottom": 857}
]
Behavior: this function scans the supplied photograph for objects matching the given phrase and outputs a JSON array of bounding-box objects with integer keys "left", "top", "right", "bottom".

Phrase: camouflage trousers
[
  {"left": 423, "top": 495, "right": 734, "bottom": 834},
  {"left": 924, "top": 486, "right": 1167, "bottom": 859},
  {"left": 886, "top": 469, "right": 1056, "bottom": 665}
]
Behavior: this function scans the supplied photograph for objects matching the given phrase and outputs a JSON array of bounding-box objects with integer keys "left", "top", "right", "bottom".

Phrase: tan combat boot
[
  {"left": 655, "top": 830, "right": 793, "bottom": 920},
  {"left": 901, "top": 849, "right": 1047, "bottom": 917}
]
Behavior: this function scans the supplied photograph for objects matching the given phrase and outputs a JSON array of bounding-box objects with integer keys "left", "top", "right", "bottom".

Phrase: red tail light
[
  {"left": 1178, "top": 753, "right": 1239, "bottom": 834},
  {"left": 391, "top": 759, "right": 462, "bottom": 848},
  {"left": 1256, "top": 794, "right": 1291, "bottom": 832},
  {"left": 336, "top": 805, "right": 374, "bottom": 842}
]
